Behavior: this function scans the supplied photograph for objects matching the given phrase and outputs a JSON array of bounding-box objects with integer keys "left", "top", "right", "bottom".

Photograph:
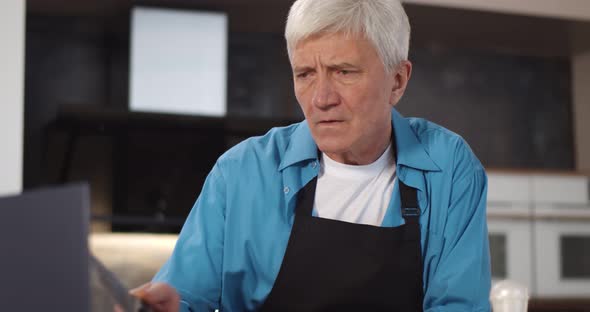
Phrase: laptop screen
[{"left": 0, "top": 183, "right": 90, "bottom": 312}]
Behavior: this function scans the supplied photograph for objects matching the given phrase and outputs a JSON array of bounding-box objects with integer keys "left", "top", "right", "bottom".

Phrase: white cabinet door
[
  {"left": 487, "top": 219, "right": 534, "bottom": 293},
  {"left": 487, "top": 173, "right": 531, "bottom": 204},
  {"left": 534, "top": 220, "right": 590, "bottom": 297}
]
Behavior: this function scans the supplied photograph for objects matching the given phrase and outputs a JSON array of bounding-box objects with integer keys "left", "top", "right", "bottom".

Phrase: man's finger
[
  {"left": 133, "top": 282, "right": 178, "bottom": 306},
  {"left": 129, "top": 282, "right": 152, "bottom": 298}
]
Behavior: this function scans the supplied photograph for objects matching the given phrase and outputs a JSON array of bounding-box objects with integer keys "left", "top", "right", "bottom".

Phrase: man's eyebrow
[
  {"left": 328, "top": 62, "right": 359, "bottom": 69},
  {"left": 293, "top": 63, "right": 359, "bottom": 73},
  {"left": 293, "top": 66, "right": 314, "bottom": 73}
]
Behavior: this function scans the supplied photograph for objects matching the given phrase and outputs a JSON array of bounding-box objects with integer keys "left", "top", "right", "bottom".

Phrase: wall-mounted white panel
[
  {"left": 531, "top": 175, "right": 589, "bottom": 205},
  {"left": 130, "top": 7, "right": 227, "bottom": 117},
  {"left": 0, "top": 0, "right": 25, "bottom": 196},
  {"left": 487, "top": 173, "right": 531, "bottom": 204}
]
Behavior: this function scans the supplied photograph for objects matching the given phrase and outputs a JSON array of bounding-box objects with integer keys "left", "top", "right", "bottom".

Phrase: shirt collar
[
  {"left": 278, "top": 109, "right": 441, "bottom": 172},
  {"left": 279, "top": 121, "right": 318, "bottom": 171},
  {"left": 391, "top": 109, "right": 441, "bottom": 172}
]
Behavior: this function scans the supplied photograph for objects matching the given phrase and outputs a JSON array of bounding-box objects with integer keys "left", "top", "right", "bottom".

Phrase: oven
[
  {"left": 487, "top": 173, "right": 534, "bottom": 291},
  {"left": 531, "top": 175, "right": 590, "bottom": 298}
]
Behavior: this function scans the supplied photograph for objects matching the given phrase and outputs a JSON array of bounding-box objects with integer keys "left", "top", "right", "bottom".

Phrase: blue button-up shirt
[{"left": 154, "top": 109, "right": 491, "bottom": 312}]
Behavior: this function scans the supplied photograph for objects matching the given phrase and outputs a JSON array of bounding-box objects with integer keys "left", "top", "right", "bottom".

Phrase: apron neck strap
[
  {"left": 399, "top": 181, "right": 420, "bottom": 224},
  {"left": 296, "top": 176, "right": 317, "bottom": 216}
]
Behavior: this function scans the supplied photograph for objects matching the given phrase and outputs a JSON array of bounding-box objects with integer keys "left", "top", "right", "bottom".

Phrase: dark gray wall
[
  {"left": 24, "top": 15, "right": 128, "bottom": 189},
  {"left": 401, "top": 47, "right": 573, "bottom": 169}
]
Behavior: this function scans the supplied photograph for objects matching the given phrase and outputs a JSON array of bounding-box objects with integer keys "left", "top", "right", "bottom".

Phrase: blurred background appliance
[
  {"left": 487, "top": 174, "right": 534, "bottom": 291},
  {"left": 531, "top": 175, "right": 590, "bottom": 298},
  {"left": 487, "top": 173, "right": 590, "bottom": 298}
]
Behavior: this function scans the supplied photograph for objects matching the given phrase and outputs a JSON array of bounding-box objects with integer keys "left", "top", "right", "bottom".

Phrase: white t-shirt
[{"left": 313, "top": 144, "right": 397, "bottom": 226}]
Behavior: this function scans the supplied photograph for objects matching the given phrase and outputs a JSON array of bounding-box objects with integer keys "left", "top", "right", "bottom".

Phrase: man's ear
[{"left": 389, "top": 60, "right": 412, "bottom": 107}]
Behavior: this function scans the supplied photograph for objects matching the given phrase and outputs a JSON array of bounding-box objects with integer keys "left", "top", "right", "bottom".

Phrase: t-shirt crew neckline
[{"left": 320, "top": 143, "right": 394, "bottom": 180}]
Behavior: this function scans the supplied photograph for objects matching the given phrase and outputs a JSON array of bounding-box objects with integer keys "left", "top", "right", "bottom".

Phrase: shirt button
[
  {"left": 284, "top": 186, "right": 290, "bottom": 194},
  {"left": 311, "top": 161, "right": 317, "bottom": 168}
]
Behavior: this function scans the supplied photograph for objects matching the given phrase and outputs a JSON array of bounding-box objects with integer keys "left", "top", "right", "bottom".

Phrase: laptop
[{"left": 0, "top": 183, "right": 90, "bottom": 311}]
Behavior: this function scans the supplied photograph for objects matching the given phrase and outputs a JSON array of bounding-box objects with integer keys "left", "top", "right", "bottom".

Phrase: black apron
[{"left": 260, "top": 144, "right": 424, "bottom": 311}]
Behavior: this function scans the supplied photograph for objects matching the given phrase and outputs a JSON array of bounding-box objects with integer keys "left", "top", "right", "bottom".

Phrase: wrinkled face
[{"left": 291, "top": 32, "right": 404, "bottom": 163}]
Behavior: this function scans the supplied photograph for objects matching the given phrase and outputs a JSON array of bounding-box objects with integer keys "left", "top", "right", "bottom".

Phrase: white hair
[{"left": 285, "top": 0, "right": 411, "bottom": 73}]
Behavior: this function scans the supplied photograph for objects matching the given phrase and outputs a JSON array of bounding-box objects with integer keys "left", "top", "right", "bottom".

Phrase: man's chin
[{"left": 315, "top": 140, "right": 349, "bottom": 155}]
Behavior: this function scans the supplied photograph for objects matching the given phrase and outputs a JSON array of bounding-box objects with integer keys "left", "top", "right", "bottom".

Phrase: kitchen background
[{"left": 2, "top": 0, "right": 590, "bottom": 311}]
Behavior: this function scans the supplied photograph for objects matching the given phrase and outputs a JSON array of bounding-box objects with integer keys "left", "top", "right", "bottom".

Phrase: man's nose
[{"left": 312, "top": 76, "right": 339, "bottom": 109}]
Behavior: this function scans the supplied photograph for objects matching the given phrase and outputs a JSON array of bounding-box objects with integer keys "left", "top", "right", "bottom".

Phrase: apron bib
[{"left": 259, "top": 170, "right": 424, "bottom": 311}]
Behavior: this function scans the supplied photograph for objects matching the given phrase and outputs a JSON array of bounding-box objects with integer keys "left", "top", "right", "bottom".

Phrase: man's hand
[{"left": 127, "top": 282, "right": 181, "bottom": 312}]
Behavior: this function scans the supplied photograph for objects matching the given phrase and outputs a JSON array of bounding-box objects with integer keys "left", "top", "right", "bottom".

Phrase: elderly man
[{"left": 132, "top": 0, "right": 491, "bottom": 311}]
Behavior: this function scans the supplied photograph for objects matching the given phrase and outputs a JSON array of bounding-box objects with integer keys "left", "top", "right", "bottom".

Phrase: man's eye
[
  {"left": 297, "top": 72, "right": 310, "bottom": 79},
  {"left": 337, "top": 70, "right": 356, "bottom": 76}
]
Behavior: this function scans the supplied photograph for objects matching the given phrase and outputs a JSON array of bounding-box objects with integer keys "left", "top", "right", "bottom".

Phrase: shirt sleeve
[
  {"left": 153, "top": 162, "right": 226, "bottom": 312},
  {"left": 424, "top": 146, "right": 492, "bottom": 311}
]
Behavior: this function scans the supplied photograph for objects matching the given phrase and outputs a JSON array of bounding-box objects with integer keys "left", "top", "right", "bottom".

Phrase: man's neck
[{"left": 324, "top": 126, "right": 392, "bottom": 166}]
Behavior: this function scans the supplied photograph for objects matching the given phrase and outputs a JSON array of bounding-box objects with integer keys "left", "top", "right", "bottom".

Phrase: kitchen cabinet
[{"left": 487, "top": 171, "right": 590, "bottom": 302}]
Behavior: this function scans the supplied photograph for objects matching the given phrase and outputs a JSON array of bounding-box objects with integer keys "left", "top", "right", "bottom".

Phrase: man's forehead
[
  {"left": 291, "top": 32, "right": 370, "bottom": 64},
  {"left": 295, "top": 31, "right": 366, "bottom": 49}
]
